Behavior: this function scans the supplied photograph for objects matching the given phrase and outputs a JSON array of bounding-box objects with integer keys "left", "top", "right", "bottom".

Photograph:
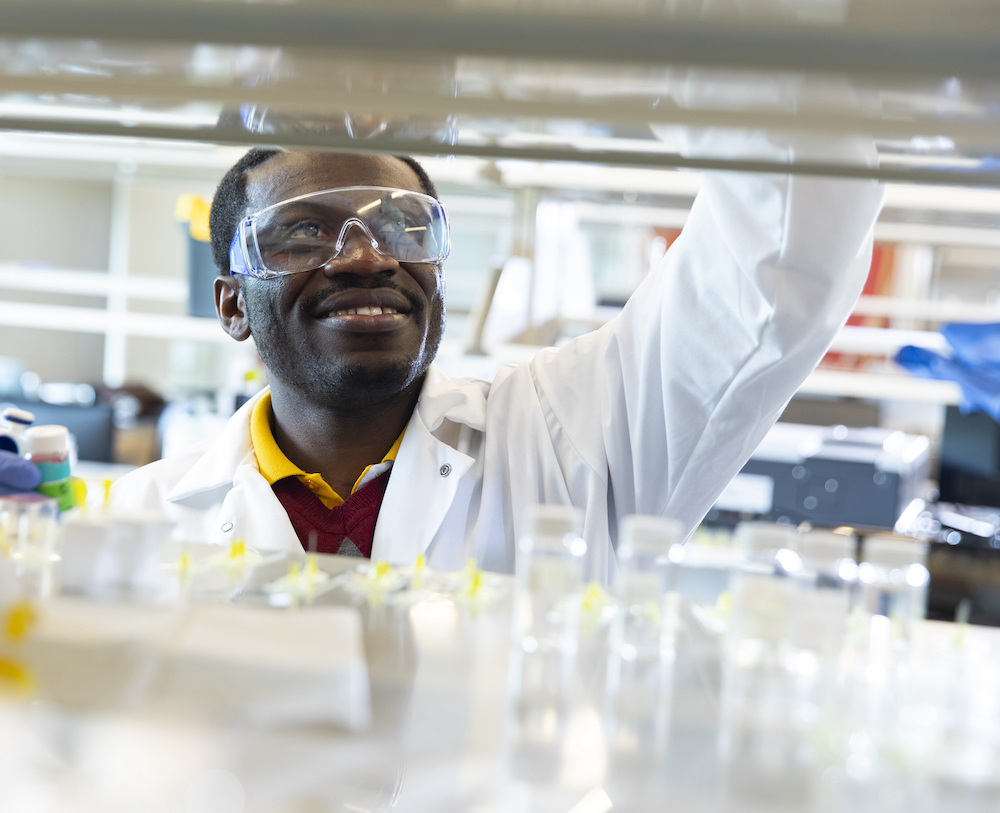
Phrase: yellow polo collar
[{"left": 250, "top": 391, "right": 404, "bottom": 509}]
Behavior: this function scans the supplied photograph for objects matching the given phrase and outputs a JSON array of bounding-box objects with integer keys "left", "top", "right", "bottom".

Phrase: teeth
[{"left": 330, "top": 306, "right": 400, "bottom": 316}]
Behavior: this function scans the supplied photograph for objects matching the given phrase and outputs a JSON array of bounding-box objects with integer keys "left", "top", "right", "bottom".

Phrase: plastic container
[
  {"left": 606, "top": 515, "right": 683, "bottom": 778},
  {"left": 24, "top": 425, "right": 74, "bottom": 512},
  {"left": 508, "top": 504, "right": 586, "bottom": 782},
  {"left": 857, "top": 533, "right": 930, "bottom": 644},
  {"left": 0, "top": 408, "right": 34, "bottom": 455}
]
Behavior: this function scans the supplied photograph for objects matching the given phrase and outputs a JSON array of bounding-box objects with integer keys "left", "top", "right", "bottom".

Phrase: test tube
[
  {"left": 507, "top": 504, "right": 586, "bottom": 783},
  {"left": 605, "top": 515, "right": 682, "bottom": 780}
]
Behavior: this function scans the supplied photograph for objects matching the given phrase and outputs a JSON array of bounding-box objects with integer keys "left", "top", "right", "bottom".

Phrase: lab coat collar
[
  {"left": 166, "top": 389, "right": 264, "bottom": 504},
  {"left": 165, "top": 364, "right": 486, "bottom": 508}
]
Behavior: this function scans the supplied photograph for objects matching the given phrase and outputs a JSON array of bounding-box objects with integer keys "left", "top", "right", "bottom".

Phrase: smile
[{"left": 330, "top": 306, "right": 401, "bottom": 316}]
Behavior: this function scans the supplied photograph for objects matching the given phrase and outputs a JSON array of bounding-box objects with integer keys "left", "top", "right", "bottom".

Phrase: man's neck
[{"left": 267, "top": 380, "right": 422, "bottom": 500}]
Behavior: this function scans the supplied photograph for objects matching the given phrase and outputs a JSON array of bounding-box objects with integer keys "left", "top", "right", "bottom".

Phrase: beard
[{"left": 242, "top": 277, "right": 445, "bottom": 412}]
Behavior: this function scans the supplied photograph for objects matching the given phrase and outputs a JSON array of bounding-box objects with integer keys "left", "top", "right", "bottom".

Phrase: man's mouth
[
  {"left": 307, "top": 288, "right": 416, "bottom": 334},
  {"left": 310, "top": 287, "right": 415, "bottom": 320},
  {"left": 328, "top": 305, "right": 402, "bottom": 317}
]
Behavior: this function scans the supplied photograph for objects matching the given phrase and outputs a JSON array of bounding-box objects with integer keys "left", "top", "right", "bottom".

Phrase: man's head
[{"left": 210, "top": 150, "right": 446, "bottom": 412}]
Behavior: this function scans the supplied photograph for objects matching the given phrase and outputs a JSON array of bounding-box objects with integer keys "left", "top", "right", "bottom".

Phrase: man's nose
[{"left": 323, "top": 221, "right": 396, "bottom": 275}]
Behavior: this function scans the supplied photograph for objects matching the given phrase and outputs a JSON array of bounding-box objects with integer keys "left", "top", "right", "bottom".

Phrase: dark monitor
[
  {"left": 939, "top": 406, "right": 1000, "bottom": 508},
  {"left": 0, "top": 401, "right": 114, "bottom": 463}
]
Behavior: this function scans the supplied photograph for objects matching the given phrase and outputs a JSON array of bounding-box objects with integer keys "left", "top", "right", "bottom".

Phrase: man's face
[{"left": 239, "top": 152, "right": 446, "bottom": 410}]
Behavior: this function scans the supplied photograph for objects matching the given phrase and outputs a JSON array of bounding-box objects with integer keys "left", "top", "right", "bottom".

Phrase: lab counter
[{"left": 2, "top": 544, "right": 999, "bottom": 813}]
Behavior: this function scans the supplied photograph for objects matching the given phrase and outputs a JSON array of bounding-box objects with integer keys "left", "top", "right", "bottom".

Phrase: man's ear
[{"left": 214, "top": 276, "right": 252, "bottom": 341}]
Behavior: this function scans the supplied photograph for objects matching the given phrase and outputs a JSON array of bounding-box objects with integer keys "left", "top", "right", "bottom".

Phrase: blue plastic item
[
  {"left": 0, "top": 449, "right": 40, "bottom": 496},
  {"left": 897, "top": 323, "right": 1000, "bottom": 421}
]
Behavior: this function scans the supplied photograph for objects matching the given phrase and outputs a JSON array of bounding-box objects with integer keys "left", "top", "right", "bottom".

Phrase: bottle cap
[
  {"left": 798, "top": 528, "right": 856, "bottom": 566},
  {"left": 528, "top": 504, "right": 583, "bottom": 539},
  {"left": 619, "top": 514, "right": 683, "bottom": 557},
  {"left": 2, "top": 408, "right": 35, "bottom": 427},
  {"left": 734, "top": 521, "right": 796, "bottom": 555},
  {"left": 862, "top": 534, "right": 928, "bottom": 568},
  {"left": 24, "top": 424, "right": 70, "bottom": 455}
]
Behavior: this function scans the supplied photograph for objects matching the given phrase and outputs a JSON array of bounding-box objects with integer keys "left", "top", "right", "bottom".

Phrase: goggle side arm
[{"left": 228, "top": 218, "right": 263, "bottom": 279}]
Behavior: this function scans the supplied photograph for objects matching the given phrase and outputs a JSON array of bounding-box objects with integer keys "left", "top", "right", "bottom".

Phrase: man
[{"left": 112, "top": 140, "right": 884, "bottom": 579}]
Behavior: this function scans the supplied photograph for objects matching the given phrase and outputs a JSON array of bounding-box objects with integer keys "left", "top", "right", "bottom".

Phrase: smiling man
[{"left": 113, "top": 141, "right": 884, "bottom": 577}]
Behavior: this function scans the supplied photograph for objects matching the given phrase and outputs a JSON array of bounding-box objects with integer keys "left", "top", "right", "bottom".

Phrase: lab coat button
[
  {"left": 221, "top": 521, "right": 234, "bottom": 532},
  {"left": 439, "top": 464, "right": 451, "bottom": 477}
]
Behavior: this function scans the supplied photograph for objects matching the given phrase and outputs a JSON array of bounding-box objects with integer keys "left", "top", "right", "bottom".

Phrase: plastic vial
[
  {"left": 790, "top": 528, "right": 858, "bottom": 661},
  {"left": 722, "top": 522, "right": 818, "bottom": 806},
  {"left": 857, "top": 534, "right": 929, "bottom": 646},
  {"left": 507, "top": 504, "right": 586, "bottom": 783},
  {"left": 0, "top": 408, "right": 35, "bottom": 455},
  {"left": 605, "top": 515, "right": 682, "bottom": 779},
  {"left": 728, "top": 521, "right": 799, "bottom": 656},
  {"left": 24, "top": 425, "right": 74, "bottom": 512},
  {"left": 515, "top": 504, "right": 588, "bottom": 645}
]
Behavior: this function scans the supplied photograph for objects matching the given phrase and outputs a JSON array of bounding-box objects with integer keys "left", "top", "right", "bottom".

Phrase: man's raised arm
[{"left": 524, "top": 83, "right": 886, "bottom": 554}]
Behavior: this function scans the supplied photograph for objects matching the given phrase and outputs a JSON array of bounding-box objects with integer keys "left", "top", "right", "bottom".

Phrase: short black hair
[{"left": 209, "top": 149, "right": 440, "bottom": 275}]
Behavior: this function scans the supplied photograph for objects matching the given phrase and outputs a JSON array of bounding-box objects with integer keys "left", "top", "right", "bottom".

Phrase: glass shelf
[{"left": 0, "top": 0, "right": 998, "bottom": 185}]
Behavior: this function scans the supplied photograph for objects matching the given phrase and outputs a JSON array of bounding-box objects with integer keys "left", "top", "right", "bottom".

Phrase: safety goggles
[{"left": 228, "top": 186, "right": 451, "bottom": 280}]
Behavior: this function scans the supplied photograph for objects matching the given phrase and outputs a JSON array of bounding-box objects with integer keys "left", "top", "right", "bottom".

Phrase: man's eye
[{"left": 287, "top": 221, "right": 330, "bottom": 240}]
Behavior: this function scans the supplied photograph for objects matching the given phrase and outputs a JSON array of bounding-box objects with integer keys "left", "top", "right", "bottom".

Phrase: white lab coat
[{"left": 112, "top": 141, "right": 885, "bottom": 580}]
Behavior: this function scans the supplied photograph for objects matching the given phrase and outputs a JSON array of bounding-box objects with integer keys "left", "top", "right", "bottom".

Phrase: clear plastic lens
[{"left": 235, "top": 186, "right": 450, "bottom": 278}]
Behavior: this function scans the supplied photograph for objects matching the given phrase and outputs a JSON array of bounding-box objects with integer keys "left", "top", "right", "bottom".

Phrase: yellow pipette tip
[
  {"left": 717, "top": 590, "right": 732, "bottom": 618},
  {"left": 228, "top": 540, "right": 246, "bottom": 559},
  {"left": 102, "top": 478, "right": 113, "bottom": 511},
  {"left": 4, "top": 601, "right": 37, "bottom": 642},
  {"left": 177, "top": 552, "right": 191, "bottom": 573},
  {"left": 581, "top": 581, "right": 610, "bottom": 612},
  {"left": 0, "top": 658, "right": 34, "bottom": 695},
  {"left": 71, "top": 477, "right": 88, "bottom": 510}
]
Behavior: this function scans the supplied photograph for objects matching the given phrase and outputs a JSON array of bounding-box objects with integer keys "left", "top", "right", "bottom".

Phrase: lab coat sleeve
[{"left": 529, "top": 131, "right": 885, "bottom": 541}]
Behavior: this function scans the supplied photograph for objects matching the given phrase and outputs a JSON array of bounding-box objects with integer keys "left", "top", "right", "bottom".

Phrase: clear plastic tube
[
  {"left": 507, "top": 504, "right": 586, "bottom": 783},
  {"left": 605, "top": 515, "right": 682, "bottom": 780}
]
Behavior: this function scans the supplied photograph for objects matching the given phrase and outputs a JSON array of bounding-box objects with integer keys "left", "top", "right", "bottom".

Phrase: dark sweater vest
[{"left": 272, "top": 470, "right": 390, "bottom": 558}]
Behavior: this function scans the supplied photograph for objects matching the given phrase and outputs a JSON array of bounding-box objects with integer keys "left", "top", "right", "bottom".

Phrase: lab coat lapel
[
  {"left": 211, "top": 461, "right": 302, "bottom": 553},
  {"left": 162, "top": 389, "right": 298, "bottom": 553},
  {"left": 167, "top": 390, "right": 266, "bottom": 502},
  {"left": 372, "top": 410, "right": 474, "bottom": 564},
  {"left": 372, "top": 366, "right": 481, "bottom": 564}
]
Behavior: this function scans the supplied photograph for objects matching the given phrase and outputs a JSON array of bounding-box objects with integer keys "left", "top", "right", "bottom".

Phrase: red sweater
[{"left": 272, "top": 470, "right": 390, "bottom": 558}]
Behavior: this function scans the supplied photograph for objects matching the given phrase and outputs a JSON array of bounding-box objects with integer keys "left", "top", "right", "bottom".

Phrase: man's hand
[{"left": 0, "top": 451, "right": 40, "bottom": 496}]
